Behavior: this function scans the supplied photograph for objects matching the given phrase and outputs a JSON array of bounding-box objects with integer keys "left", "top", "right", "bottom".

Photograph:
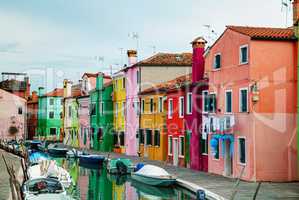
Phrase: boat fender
[
  {"left": 135, "top": 163, "right": 144, "bottom": 172},
  {"left": 116, "top": 160, "right": 128, "bottom": 175},
  {"left": 196, "top": 189, "right": 206, "bottom": 200}
]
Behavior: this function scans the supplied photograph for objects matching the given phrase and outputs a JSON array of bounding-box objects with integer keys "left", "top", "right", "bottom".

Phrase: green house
[
  {"left": 37, "top": 87, "right": 63, "bottom": 140},
  {"left": 89, "top": 73, "right": 113, "bottom": 151}
]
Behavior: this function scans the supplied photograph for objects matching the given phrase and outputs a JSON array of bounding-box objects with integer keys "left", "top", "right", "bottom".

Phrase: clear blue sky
[{"left": 0, "top": 0, "right": 293, "bottom": 92}]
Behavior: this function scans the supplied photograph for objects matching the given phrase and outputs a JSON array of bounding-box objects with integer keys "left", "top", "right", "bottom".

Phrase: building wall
[
  {"left": 27, "top": 101, "right": 38, "bottom": 140},
  {"left": 63, "top": 98, "right": 79, "bottom": 147},
  {"left": 139, "top": 93, "right": 167, "bottom": 161},
  {"left": 140, "top": 66, "right": 191, "bottom": 90},
  {"left": 0, "top": 89, "right": 26, "bottom": 140},
  {"left": 78, "top": 96, "right": 90, "bottom": 149}
]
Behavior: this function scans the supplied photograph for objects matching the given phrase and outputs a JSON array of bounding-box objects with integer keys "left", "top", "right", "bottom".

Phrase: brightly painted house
[
  {"left": 89, "top": 73, "right": 113, "bottom": 151},
  {"left": 63, "top": 80, "right": 81, "bottom": 147},
  {"left": 112, "top": 71, "right": 126, "bottom": 153},
  {"left": 166, "top": 75, "right": 191, "bottom": 167},
  {"left": 205, "top": 25, "right": 297, "bottom": 181},
  {"left": 0, "top": 89, "right": 26, "bottom": 140},
  {"left": 121, "top": 51, "right": 192, "bottom": 156},
  {"left": 185, "top": 37, "right": 209, "bottom": 171},
  {"left": 138, "top": 86, "right": 167, "bottom": 161},
  {"left": 37, "top": 87, "right": 63, "bottom": 140},
  {"left": 27, "top": 91, "right": 38, "bottom": 140},
  {"left": 78, "top": 95, "right": 90, "bottom": 149}
]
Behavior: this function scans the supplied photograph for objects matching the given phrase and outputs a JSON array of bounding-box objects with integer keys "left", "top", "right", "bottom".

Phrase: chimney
[
  {"left": 127, "top": 50, "right": 137, "bottom": 66},
  {"left": 31, "top": 91, "right": 38, "bottom": 101},
  {"left": 63, "top": 79, "right": 73, "bottom": 98},
  {"left": 96, "top": 73, "right": 103, "bottom": 90},
  {"left": 294, "top": 0, "right": 299, "bottom": 25},
  {"left": 191, "top": 37, "right": 207, "bottom": 83},
  {"left": 38, "top": 87, "right": 45, "bottom": 97}
]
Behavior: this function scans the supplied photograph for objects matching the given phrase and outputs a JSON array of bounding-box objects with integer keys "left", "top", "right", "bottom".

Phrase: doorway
[
  {"left": 224, "top": 139, "right": 233, "bottom": 176},
  {"left": 173, "top": 138, "right": 179, "bottom": 166}
]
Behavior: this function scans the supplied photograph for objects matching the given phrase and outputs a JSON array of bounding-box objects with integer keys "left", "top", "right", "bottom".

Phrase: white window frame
[
  {"left": 239, "top": 44, "right": 249, "bottom": 65},
  {"left": 168, "top": 99, "right": 173, "bottom": 119},
  {"left": 49, "top": 98, "right": 54, "bottom": 105},
  {"left": 150, "top": 97, "right": 154, "bottom": 114},
  {"left": 168, "top": 135, "right": 173, "bottom": 155},
  {"left": 239, "top": 87, "right": 248, "bottom": 113},
  {"left": 202, "top": 90, "right": 209, "bottom": 113},
  {"left": 122, "top": 101, "right": 126, "bottom": 116},
  {"left": 49, "top": 111, "right": 54, "bottom": 119},
  {"left": 158, "top": 96, "right": 163, "bottom": 113},
  {"left": 49, "top": 127, "right": 57, "bottom": 135},
  {"left": 238, "top": 136, "right": 246, "bottom": 165},
  {"left": 141, "top": 99, "right": 145, "bottom": 114},
  {"left": 179, "top": 96, "right": 184, "bottom": 118},
  {"left": 179, "top": 136, "right": 185, "bottom": 158},
  {"left": 213, "top": 53, "right": 221, "bottom": 70},
  {"left": 186, "top": 92, "right": 192, "bottom": 115},
  {"left": 122, "top": 77, "right": 126, "bottom": 89},
  {"left": 209, "top": 92, "right": 217, "bottom": 113},
  {"left": 212, "top": 137, "right": 220, "bottom": 161},
  {"left": 225, "top": 89, "right": 233, "bottom": 114}
]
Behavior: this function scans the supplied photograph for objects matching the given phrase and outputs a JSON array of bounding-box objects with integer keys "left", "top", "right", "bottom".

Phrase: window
[
  {"left": 239, "top": 138, "right": 246, "bottom": 164},
  {"left": 201, "top": 138, "right": 208, "bottom": 155},
  {"left": 122, "top": 102, "right": 126, "bottom": 116},
  {"left": 150, "top": 98, "right": 154, "bottom": 113},
  {"left": 168, "top": 99, "right": 173, "bottom": 119},
  {"left": 209, "top": 93, "right": 217, "bottom": 113},
  {"left": 203, "top": 91, "right": 209, "bottom": 113},
  {"left": 98, "top": 128, "right": 103, "bottom": 140},
  {"left": 50, "top": 128, "right": 56, "bottom": 135},
  {"left": 158, "top": 97, "right": 163, "bottom": 113},
  {"left": 91, "top": 103, "right": 96, "bottom": 116},
  {"left": 49, "top": 98, "right": 54, "bottom": 105},
  {"left": 141, "top": 99, "right": 145, "bottom": 114},
  {"left": 168, "top": 136, "right": 173, "bottom": 155},
  {"left": 146, "top": 129, "right": 152, "bottom": 145},
  {"left": 179, "top": 137, "right": 185, "bottom": 157},
  {"left": 179, "top": 96, "right": 184, "bottom": 118},
  {"left": 240, "top": 45, "right": 248, "bottom": 64},
  {"left": 100, "top": 101, "right": 104, "bottom": 115},
  {"left": 49, "top": 111, "right": 54, "bottom": 119},
  {"left": 61, "top": 99, "right": 63, "bottom": 105},
  {"left": 115, "top": 103, "right": 118, "bottom": 117},
  {"left": 213, "top": 138, "right": 220, "bottom": 159},
  {"left": 154, "top": 130, "right": 160, "bottom": 146},
  {"left": 68, "top": 106, "right": 72, "bottom": 117},
  {"left": 214, "top": 53, "right": 221, "bottom": 69},
  {"left": 186, "top": 93, "right": 192, "bottom": 114},
  {"left": 139, "top": 129, "right": 144, "bottom": 144},
  {"left": 122, "top": 77, "right": 126, "bottom": 89},
  {"left": 18, "top": 107, "right": 23, "bottom": 115},
  {"left": 114, "top": 80, "right": 118, "bottom": 90},
  {"left": 137, "top": 70, "right": 140, "bottom": 84},
  {"left": 113, "top": 132, "right": 118, "bottom": 145},
  {"left": 225, "top": 90, "right": 232, "bottom": 113},
  {"left": 134, "top": 101, "right": 140, "bottom": 115},
  {"left": 239, "top": 88, "right": 248, "bottom": 112},
  {"left": 120, "top": 131, "right": 125, "bottom": 146}
]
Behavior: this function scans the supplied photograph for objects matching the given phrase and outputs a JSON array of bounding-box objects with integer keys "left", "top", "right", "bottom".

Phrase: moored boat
[
  {"left": 106, "top": 158, "right": 134, "bottom": 174},
  {"left": 131, "top": 164, "right": 176, "bottom": 187},
  {"left": 66, "top": 149, "right": 84, "bottom": 158},
  {"left": 79, "top": 154, "right": 105, "bottom": 167},
  {"left": 29, "top": 152, "right": 50, "bottom": 164},
  {"left": 47, "top": 143, "right": 68, "bottom": 157}
]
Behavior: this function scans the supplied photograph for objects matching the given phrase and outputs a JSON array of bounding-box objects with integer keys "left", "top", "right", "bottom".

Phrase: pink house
[
  {"left": 0, "top": 89, "right": 26, "bottom": 140},
  {"left": 205, "top": 25, "right": 297, "bottom": 181},
  {"left": 78, "top": 96, "right": 90, "bottom": 149}
]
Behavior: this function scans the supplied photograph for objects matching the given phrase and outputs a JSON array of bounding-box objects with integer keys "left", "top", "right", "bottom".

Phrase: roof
[
  {"left": 227, "top": 25, "right": 295, "bottom": 40},
  {"left": 45, "top": 88, "right": 63, "bottom": 97},
  {"left": 139, "top": 74, "right": 192, "bottom": 95},
  {"left": 82, "top": 72, "right": 111, "bottom": 79}
]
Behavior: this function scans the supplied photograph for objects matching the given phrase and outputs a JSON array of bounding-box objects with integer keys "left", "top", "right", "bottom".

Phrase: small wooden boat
[
  {"left": 29, "top": 152, "right": 50, "bottom": 164},
  {"left": 22, "top": 177, "right": 71, "bottom": 200},
  {"left": 79, "top": 154, "right": 105, "bottom": 166},
  {"left": 47, "top": 143, "right": 68, "bottom": 157},
  {"left": 37, "top": 140, "right": 56, "bottom": 152},
  {"left": 106, "top": 158, "right": 134, "bottom": 174},
  {"left": 131, "top": 164, "right": 176, "bottom": 187},
  {"left": 66, "top": 149, "right": 84, "bottom": 158}
]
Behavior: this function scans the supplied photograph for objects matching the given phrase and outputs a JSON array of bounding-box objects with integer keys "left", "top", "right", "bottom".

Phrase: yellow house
[
  {"left": 112, "top": 72, "right": 126, "bottom": 153},
  {"left": 139, "top": 85, "right": 168, "bottom": 161}
]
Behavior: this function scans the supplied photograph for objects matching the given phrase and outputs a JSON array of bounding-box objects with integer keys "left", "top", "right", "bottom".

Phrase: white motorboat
[
  {"left": 131, "top": 164, "right": 176, "bottom": 187},
  {"left": 66, "top": 148, "right": 84, "bottom": 158},
  {"left": 28, "top": 160, "right": 72, "bottom": 188}
]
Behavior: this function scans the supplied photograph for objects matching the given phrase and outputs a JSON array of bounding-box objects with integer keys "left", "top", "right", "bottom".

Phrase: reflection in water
[{"left": 53, "top": 158, "right": 196, "bottom": 200}]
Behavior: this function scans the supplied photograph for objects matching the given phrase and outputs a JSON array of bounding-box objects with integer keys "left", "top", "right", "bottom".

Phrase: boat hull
[
  {"left": 48, "top": 148, "right": 68, "bottom": 157},
  {"left": 106, "top": 158, "right": 134, "bottom": 174},
  {"left": 79, "top": 155, "right": 105, "bottom": 167},
  {"left": 131, "top": 173, "right": 176, "bottom": 187}
]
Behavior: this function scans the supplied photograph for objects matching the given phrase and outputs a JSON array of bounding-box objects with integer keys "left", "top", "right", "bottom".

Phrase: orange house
[{"left": 205, "top": 25, "right": 298, "bottom": 181}]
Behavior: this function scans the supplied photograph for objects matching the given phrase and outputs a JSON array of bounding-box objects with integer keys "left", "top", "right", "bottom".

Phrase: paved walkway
[{"left": 76, "top": 147, "right": 299, "bottom": 200}]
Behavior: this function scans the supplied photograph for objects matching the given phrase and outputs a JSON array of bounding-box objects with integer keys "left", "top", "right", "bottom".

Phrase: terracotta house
[
  {"left": 27, "top": 91, "right": 39, "bottom": 139},
  {"left": 205, "top": 25, "right": 297, "bottom": 181}
]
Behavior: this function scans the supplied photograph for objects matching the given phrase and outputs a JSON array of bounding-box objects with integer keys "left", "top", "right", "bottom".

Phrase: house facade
[
  {"left": 27, "top": 91, "right": 38, "bottom": 140},
  {"left": 78, "top": 95, "right": 90, "bottom": 149},
  {"left": 37, "top": 87, "right": 63, "bottom": 140},
  {"left": 0, "top": 89, "right": 26, "bottom": 140},
  {"left": 205, "top": 25, "right": 297, "bottom": 181}
]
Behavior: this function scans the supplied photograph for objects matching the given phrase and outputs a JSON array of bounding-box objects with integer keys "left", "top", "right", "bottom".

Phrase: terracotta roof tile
[
  {"left": 227, "top": 25, "right": 295, "bottom": 40},
  {"left": 45, "top": 88, "right": 63, "bottom": 97}
]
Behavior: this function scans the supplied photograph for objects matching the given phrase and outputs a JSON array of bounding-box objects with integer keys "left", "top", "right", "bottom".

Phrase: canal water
[{"left": 51, "top": 157, "right": 197, "bottom": 200}]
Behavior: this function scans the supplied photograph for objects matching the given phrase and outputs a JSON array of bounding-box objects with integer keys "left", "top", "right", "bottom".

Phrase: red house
[{"left": 27, "top": 91, "right": 38, "bottom": 139}]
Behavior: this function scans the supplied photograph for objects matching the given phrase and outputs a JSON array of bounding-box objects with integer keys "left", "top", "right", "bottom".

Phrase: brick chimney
[
  {"left": 294, "top": 0, "right": 299, "bottom": 25},
  {"left": 63, "top": 79, "right": 73, "bottom": 98},
  {"left": 127, "top": 50, "right": 137, "bottom": 66},
  {"left": 191, "top": 37, "right": 207, "bottom": 83}
]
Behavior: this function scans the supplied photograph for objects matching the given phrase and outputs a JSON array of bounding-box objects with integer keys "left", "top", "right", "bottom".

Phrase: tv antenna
[
  {"left": 281, "top": 0, "right": 292, "bottom": 27},
  {"left": 128, "top": 32, "right": 139, "bottom": 54},
  {"left": 149, "top": 45, "right": 156, "bottom": 54},
  {"left": 203, "top": 25, "right": 217, "bottom": 45}
]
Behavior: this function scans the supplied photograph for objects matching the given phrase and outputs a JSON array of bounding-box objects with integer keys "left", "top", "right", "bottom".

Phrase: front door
[
  {"left": 144, "top": 131, "right": 148, "bottom": 158},
  {"left": 173, "top": 138, "right": 179, "bottom": 166},
  {"left": 224, "top": 140, "right": 233, "bottom": 176}
]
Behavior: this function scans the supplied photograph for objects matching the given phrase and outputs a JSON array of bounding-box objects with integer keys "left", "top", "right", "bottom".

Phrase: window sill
[
  {"left": 179, "top": 155, "right": 185, "bottom": 158},
  {"left": 168, "top": 153, "right": 173, "bottom": 156},
  {"left": 239, "top": 62, "right": 248, "bottom": 66},
  {"left": 238, "top": 162, "right": 246, "bottom": 166},
  {"left": 179, "top": 116, "right": 184, "bottom": 119},
  {"left": 212, "top": 158, "right": 220, "bottom": 161},
  {"left": 186, "top": 112, "right": 192, "bottom": 115},
  {"left": 202, "top": 153, "right": 208, "bottom": 156},
  {"left": 212, "top": 68, "right": 221, "bottom": 72}
]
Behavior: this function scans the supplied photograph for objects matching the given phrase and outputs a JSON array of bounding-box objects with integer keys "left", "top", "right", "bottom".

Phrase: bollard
[{"left": 196, "top": 189, "right": 206, "bottom": 200}]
